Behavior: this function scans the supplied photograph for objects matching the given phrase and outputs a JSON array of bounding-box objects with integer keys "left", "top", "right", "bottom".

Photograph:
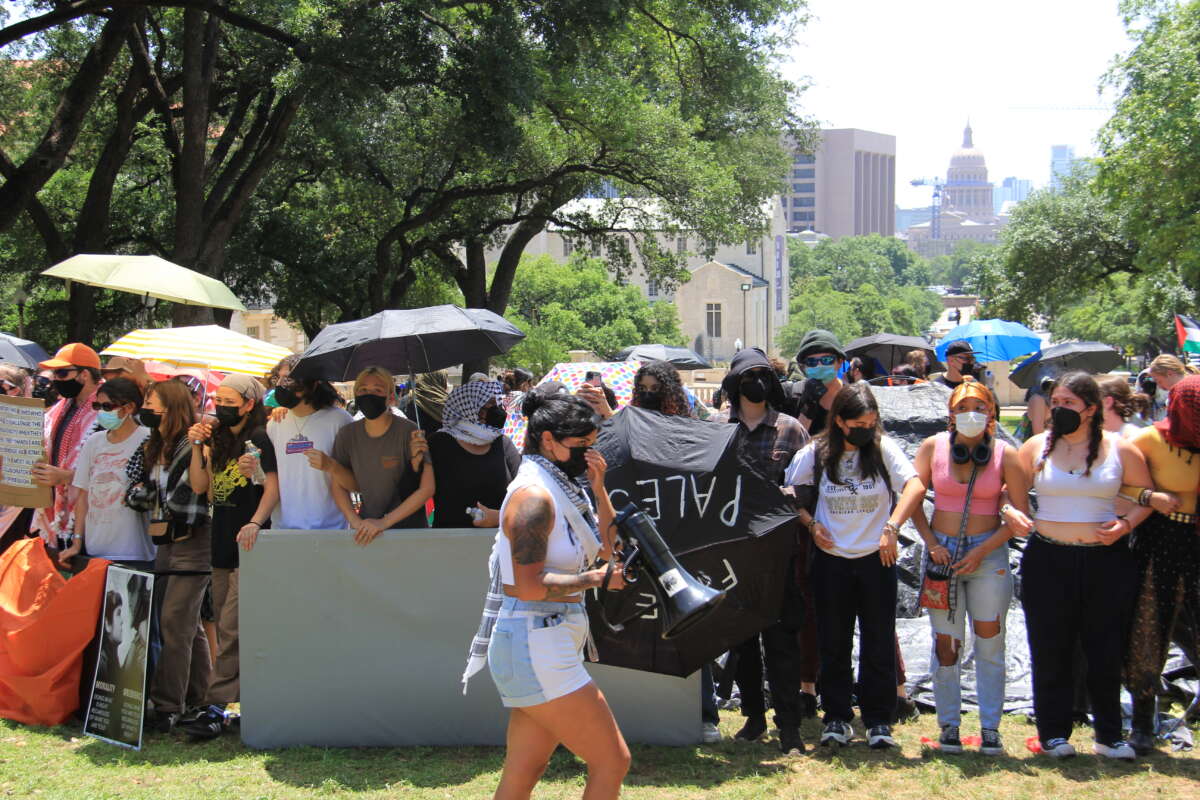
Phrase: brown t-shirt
[{"left": 331, "top": 417, "right": 428, "bottom": 528}]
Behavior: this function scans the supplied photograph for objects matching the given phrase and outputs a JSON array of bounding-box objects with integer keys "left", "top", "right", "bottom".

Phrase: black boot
[
  {"left": 778, "top": 726, "right": 806, "bottom": 755},
  {"left": 1129, "top": 695, "right": 1157, "bottom": 755},
  {"left": 734, "top": 714, "right": 767, "bottom": 741}
]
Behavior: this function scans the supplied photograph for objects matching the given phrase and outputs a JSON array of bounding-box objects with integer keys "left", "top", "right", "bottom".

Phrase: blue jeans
[{"left": 926, "top": 531, "right": 1012, "bottom": 730}]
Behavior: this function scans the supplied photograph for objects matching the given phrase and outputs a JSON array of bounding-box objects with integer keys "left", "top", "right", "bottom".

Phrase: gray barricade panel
[{"left": 240, "top": 529, "right": 700, "bottom": 748}]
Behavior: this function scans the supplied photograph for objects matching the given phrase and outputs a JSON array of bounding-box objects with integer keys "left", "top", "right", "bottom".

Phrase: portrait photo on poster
[{"left": 83, "top": 566, "right": 154, "bottom": 750}]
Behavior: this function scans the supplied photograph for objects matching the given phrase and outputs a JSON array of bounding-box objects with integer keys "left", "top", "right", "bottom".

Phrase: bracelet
[
  {"left": 247, "top": 521, "right": 262, "bottom": 529},
  {"left": 1119, "top": 515, "right": 1132, "bottom": 533},
  {"left": 883, "top": 521, "right": 900, "bottom": 536},
  {"left": 999, "top": 503, "right": 1014, "bottom": 518},
  {"left": 1138, "top": 489, "right": 1152, "bottom": 507}
]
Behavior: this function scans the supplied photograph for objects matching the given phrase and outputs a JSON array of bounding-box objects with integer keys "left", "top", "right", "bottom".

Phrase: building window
[
  {"left": 562, "top": 237, "right": 574, "bottom": 257},
  {"left": 746, "top": 240, "right": 757, "bottom": 255},
  {"left": 705, "top": 303, "right": 722, "bottom": 338},
  {"left": 794, "top": 168, "right": 815, "bottom": 179},
  {"left": 793, "top": 154, "right": 815, "bottom": 165},
  {"left": 792, "top": 211, "right": 815, "bottom": 222},
  {"left": 676, "top": 236, "right": 688, "bottom": 254},
  {"left": 246, "top": 326, "right": 260, "bottom": 339},
  {"left": 590, "top": 239, "right": 602, "bottom": 257},
  {"left": 795, "top": 197, "right": 815, "bottom": 207},
  {"left": 701, "top": 237, "right": 716, "bottom": 255},
  {"left": 792, "top": 182, "right": 815, "bottom": 193},
  {"left": 647, "top": 278, "right": 658, "bottom": 297}
]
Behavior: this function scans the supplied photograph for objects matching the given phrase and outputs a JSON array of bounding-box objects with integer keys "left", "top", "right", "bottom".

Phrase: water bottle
[
  {"left": 243, "top": 441, "right": 266, "bottom": 485},
  {"left": 466, "top": 506, "right": 487, "bottom": 523}
]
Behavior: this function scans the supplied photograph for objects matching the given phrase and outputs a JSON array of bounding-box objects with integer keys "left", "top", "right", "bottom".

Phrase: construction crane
[{"left": 911, "top": 176, "right": 945, "bottom": 240}]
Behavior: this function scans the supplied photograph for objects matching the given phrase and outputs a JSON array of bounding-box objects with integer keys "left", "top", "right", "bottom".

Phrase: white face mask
[{"left": 955, "top": 411, "right": 988, "bottom": 438}]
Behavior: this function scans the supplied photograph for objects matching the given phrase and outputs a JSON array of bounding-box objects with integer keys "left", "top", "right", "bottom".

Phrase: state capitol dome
[{"left": 950, "top": 123, "right": 986, "bottom": 169}]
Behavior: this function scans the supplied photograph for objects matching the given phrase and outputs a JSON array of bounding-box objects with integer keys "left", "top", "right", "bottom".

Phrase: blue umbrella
[
  {"left": 935, "top": 319, "right": 1042, "bottom": 363},
  {"left": 0, "top": 332, "right": 50, "bottom": 370}
]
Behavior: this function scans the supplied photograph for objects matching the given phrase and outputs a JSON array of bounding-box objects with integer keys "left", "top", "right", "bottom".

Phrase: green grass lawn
[{"left": 3, "top": 708, "right": 1197, "bottom": 799}]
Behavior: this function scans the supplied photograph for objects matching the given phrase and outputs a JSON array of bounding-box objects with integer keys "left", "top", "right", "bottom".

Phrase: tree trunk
[{"left": 459, "top": 241, "right": 492, "bottom": 377}]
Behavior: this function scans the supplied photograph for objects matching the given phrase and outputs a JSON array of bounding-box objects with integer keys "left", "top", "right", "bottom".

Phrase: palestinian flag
[{"left": 1176, "top": 314, "right": 1200, "bottom": 355}]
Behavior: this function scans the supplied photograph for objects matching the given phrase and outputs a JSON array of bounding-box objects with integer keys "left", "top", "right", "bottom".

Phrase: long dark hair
[
  {"left": 816, "top": 382, "right": 889, "bottom": 487},
  {"left": 522, "top": 391, "right": 599, "bottom": 455},
  {"left": 1039, "top": 371, "right": 1104, "bottom": 476},
  {"left": 144, "top": 379, "right": 197, "bottom": 466},
  {"left": 211, "top": 399, "right": 267, "bottom": 469},
  {"left": 632, "top": 360, "right": 690, "bottom": 417}
]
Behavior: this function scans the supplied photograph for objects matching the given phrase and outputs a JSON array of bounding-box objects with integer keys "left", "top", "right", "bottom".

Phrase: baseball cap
[
  {"left": 39, "top": 343, "right": 101, "bottom": 370},
  {"left": 944, "top": 340, "right": 978, "bottom": 358},
  {"left": 101, "top": 356, "right": 139, "bottom": 374}
]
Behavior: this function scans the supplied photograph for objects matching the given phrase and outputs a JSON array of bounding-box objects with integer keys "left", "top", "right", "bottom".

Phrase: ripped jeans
[{"left": 926, "top": 530, "right": 1012, "bottom": 730}]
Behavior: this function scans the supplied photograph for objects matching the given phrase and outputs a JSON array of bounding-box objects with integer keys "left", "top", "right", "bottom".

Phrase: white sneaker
[
  {"left": 1094, "top": 740, "right": 1136, "bottom": 761},
  {"left": 1043, "top": 737, "right": 1076, "bottom": 758},
  {"left": 701, "top": 722, "right": 722, "bottom": 743}
]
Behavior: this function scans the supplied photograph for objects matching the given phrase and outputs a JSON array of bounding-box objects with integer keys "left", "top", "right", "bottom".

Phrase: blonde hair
[
  {"left": 353, "top": 366, "right": 396, "bottom": 398},
  {"left": 1149, "top": 354, "right": 1199, "bottom": 377}
]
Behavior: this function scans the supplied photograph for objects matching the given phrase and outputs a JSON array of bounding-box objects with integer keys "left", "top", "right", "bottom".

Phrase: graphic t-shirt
[
  {"left": 268, "top": 406, "right": 353, "bottom": 530},
  {"left": 210, "top": 427, "right": 278, "bottom": 569},
  {"left": 71, "top": 427, "right": 154, "bottom": 561},
  {"left": 784, "top": 435, "right": 917, "bottom": 559}
]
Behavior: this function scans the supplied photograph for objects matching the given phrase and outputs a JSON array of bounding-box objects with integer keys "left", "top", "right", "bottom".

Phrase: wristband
[
  {"left": 1000, "top": 503, "right": 1014, "bottom": 518},
  {"left": 1138, "top": 489, "right": 1152, "bottom": 507},
  {"left": 883, "top": 521, "right": 900, "bottom": 536},
  {"left": 247, "top": 521, "right": 262, "bottom": 529}
]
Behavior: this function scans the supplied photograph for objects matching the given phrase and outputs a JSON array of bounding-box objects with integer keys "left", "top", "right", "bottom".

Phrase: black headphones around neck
[{"left": 951, "top": 431, "right": 993, "bottom": 465}]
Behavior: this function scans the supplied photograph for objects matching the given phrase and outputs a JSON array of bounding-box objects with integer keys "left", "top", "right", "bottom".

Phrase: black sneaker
[
  {"left": 177, "top": 705, "right": 225, "bottom": 741},
  {"left": 868, "top": 724, "right": 897, "bottom": 749},
  {"left": 778, "top": 727, "right": 806, "bottom": 755},
  {"left": 733, "top": 715, "right": 767, "bottom": 742},
  {"left": 799, "top": 692, "right": 818, "bottom": 719},
  {"left": 820, "top": 719, "right": 851, "bottom": 747},
  {"left": 147, "top": 710, "right": 180, "bottom": 734},
  {"left": 937, "top": 724, "right": 963, "bottom": 754},
  {"left": 1128, "top": 729, "right": 1155, "bottom": 756},
  {"left": 980, "top": 728, "right": 1004, "bottom": 755}
]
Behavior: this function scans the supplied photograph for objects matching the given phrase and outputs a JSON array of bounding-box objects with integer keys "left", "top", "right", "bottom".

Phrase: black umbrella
[
  {"left": 611, "top": 344, "right": 712, "bottom": 371},
  {"left": 589, "top": 407, "right": 799, "bottom": 677},
  {"left": 1009, "top": 341, "right": 1123, "bottom": 389},
  {"left": 0, "top": 332, "right": 50, "bottom": 370},
  {"left": 291, "top": 306, "right": 525, "bottom": 381},
  {"left": 844, "top": 333, "right": 942, "bottom": 373}
]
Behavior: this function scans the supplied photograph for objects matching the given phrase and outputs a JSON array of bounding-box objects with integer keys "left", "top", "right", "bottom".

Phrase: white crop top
[
  {"left": 493, "top": 460, "right": 587, "bottom": 586},
  {"left": 1034, "top": 432, "right": 1123, "bottom": 523}
]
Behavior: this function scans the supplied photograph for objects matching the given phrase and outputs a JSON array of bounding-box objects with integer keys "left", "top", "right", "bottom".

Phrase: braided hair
[{"left": 1038, "top": 371, "right": 1104, "bottom": 476}]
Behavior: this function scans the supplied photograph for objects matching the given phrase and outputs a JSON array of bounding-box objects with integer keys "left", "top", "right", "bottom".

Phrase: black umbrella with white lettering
[{"left": 589, "top": 407, "right": 799, "bottom": 677}]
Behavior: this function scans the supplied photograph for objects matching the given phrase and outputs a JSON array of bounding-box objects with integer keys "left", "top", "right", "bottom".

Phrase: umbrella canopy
[
  {"left": 101, "top": 325, "right": 292, "bottom": 376},
  {"left": 844, "top": 333, "right": 942, "bottom": 373},
  {"left": 589, "top": 407, "right": 799, "bottom": 676},
  {"left": 935, "top": 318, "right": 1042, "bottom": 363},
  {"left": 612, "top": 344, "right": 712, "bottom": 371},
  {"left": 291, "top": 306, "right": 524, "bottom": 381},
  {"left": 42, "top": 254, "right": 246, "bottom": 311},
  {"left": 1009, "top": 341, "right": 1124, "bottom": 389},
  {"left": 502, "top": 361, "right": 640, "bottom": 449},
  {"left": 0, "top": 332, "right": 50, "bottom": 370}
]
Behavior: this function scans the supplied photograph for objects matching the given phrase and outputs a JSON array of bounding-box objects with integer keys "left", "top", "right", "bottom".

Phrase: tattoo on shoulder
[{"left": 511, "top": 494, "right": 553, "bottom": 565}]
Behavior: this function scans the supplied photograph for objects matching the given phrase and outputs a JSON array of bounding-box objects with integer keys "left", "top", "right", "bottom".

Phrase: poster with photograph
[
  {"left": 0, "top": 395, "right": 50, "bottom": 508},
  {"left": 83, "top": 566, "right": 154, "bottom": 750}
]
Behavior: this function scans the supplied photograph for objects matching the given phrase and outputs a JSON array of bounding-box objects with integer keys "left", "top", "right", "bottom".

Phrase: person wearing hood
[
  {"left": 429, "top": 380, "right": 521, "bottom": 529},
  {"left": 793, "top": 330, "right": 846, "bottom": 436},
  {"left": 713, "top": 347, "right": 811, "bottom": 754},
  {"left": 1117, "top": 374, "right": 1200, "bottom": 755}
]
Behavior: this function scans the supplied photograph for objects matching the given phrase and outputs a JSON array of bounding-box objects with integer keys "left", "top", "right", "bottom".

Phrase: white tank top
[
  {"left": 1034, "top": 432, "right": 1123, "bottom": 523},
  {"left": 493, "top": 459, "right": 587, "bottom": 585}
]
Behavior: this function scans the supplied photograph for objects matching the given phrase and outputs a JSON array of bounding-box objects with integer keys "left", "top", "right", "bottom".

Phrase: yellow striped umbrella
[{"left": 101, "top": 325, "right": 293, "bottom": 376}]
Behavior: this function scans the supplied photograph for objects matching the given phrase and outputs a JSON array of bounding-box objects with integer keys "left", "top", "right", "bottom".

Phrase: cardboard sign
[
  {"left": 0, "top": 395, "right": 51, "bottom": 508},
  {"left": 83, "top": 566, "right": 154, "bottom": 750}
]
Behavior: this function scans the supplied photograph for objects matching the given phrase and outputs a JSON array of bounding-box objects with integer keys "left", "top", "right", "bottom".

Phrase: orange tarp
[{"left": 0, "top": 538, "right": 109, "bottom": 726}]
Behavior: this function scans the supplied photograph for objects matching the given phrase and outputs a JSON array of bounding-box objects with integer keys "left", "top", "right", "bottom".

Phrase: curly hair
[
  {"left": 267, "top": 354, "right": 300, "bottom": 388},
  {"left": 1038, "top": 371, "right": 1104, "bottom": 476},
  {"left": 632, "top": 360, "right": 690, "bottom": 417},
  {"left": 1097, "top": 374, "right": 1146, "bottom": 421}
]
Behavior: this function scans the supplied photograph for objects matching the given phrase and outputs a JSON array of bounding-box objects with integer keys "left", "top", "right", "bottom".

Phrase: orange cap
[{"left": 39, "top": 343, "right": 102, "bottom": 370}]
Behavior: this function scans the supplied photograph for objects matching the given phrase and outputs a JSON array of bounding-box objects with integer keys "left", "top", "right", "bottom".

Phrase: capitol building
[{"left": 904, "top": 123, "right": 1006, "bottom": 258}]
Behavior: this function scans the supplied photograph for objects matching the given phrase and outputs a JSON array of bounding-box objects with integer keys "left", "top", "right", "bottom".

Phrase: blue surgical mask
[
  {"left": 97, "top": 410, "right": 124, "bottom": 431},
  {"left": 808, "top": 364, "right": 837, "bottom": 383}
]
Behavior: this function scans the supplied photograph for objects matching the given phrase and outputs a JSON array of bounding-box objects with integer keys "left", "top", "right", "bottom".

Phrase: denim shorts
[
  {"left": 926, "top": 530, "right": 1013, "bottom": 639},
  {"left": 488, "top": 596, "right": 592, "bottom": 708}
]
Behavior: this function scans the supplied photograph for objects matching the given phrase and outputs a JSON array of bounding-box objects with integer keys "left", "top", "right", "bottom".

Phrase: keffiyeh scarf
[
  {"left": 33, "top": 390, "right": 100, "bottom": 541},
  {"left": 440, "top": 380, "right": 506, "bottom": 446}
]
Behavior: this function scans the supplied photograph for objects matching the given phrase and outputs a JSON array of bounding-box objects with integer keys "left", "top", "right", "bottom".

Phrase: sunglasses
[
  {"left": 52, "top": 367, "right": 79, "bottom": 379},
  {"left": 91, "top": 402, "right": 124, "bottom": 412},
  {"left": 804, "top": 355, "right": 837, "bottom": 367}
]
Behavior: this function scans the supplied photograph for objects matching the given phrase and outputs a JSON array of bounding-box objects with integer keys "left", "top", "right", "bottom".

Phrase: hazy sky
[{"left": 785, "top": 0, "right": 1133, "bottom": 208}]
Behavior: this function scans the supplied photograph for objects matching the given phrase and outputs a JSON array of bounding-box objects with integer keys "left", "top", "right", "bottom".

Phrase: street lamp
[
  {"left": 13, "top": 288, "right": 27, "bottom": 339},
  {"left": 740, "top": 282, "right": 752, "bottom": 348}
]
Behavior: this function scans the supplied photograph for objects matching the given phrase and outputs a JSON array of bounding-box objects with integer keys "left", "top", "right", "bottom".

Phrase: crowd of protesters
[{"left": 1, "top": 328, "right": 1198, "bottom": 788}]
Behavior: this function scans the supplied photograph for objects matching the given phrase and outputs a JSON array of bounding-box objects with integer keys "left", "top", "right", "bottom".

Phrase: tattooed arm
[{"left": 504, "top": 485, "right": 625, "bottom": 601}]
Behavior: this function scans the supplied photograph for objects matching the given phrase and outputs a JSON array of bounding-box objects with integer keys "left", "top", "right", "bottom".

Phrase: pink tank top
[{"left": 931, "top": 431, "right": 1005, "bottom": 515}]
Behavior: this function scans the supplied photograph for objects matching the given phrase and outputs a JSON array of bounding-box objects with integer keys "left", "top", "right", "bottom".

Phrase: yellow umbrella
[
  {"left": 102, "top": 325, "right": 292, "bottom": 376},
  {"left": 42, "top": 254, "right": 246, "bottom": 311}
]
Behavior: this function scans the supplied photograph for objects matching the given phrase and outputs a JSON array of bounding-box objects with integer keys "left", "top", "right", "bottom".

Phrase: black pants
[
  {"left": 810, "top": 548, "right": 896, "bottom": 729},
  {"left": 1021, "top": 535, "right": 1136, "bottom": 745},
  {"left": 734, "top": 555, "right": 805, "bottom": 728}
]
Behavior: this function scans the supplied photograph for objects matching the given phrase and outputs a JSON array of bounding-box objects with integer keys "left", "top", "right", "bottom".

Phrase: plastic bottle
[{"left": 244, "top": 441, "right": 266, "bottom": 485}]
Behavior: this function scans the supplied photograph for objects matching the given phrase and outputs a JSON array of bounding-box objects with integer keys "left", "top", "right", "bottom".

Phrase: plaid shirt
[{"left": 713, "top": 406, "right": 810, "bottom": 486}]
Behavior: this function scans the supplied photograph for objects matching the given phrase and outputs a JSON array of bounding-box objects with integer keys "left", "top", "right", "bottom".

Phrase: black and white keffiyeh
[{"left": 440, "top": 380, "right": 505, "bottom": 446}]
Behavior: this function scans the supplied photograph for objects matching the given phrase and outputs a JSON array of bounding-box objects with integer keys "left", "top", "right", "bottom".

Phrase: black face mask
[
  {"left": 214, "top": 405, "right": 246, "bottom": 427},
  {"left": 634, "top": 387, "right": 664, "bottom": 411},
  {"left": 274, "top": 385, "right": 301, "bottom": 409},
  {"left": 554, "top": 445, "right": 590, "bottom": 478},
  {"left": 739, "top": 376, "right": 768, "bottom": 404},
  {"left": 844, "top": 426, "right": 875, "bottom": 448},
  {"left": 355, "top": 393, "right": 388, "bottom": 420},
  {"left": 1051, "top": 406, "right": 1082, "bottom": 435},
  {"left": 483, "top": 404, "right": 507, "bottom": 429},
  {"left": 137, "top": 409, "right": 162, "bottom": 430},
  {"left": 54, "top": 378, "right": 84, "bottom": 400}
]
